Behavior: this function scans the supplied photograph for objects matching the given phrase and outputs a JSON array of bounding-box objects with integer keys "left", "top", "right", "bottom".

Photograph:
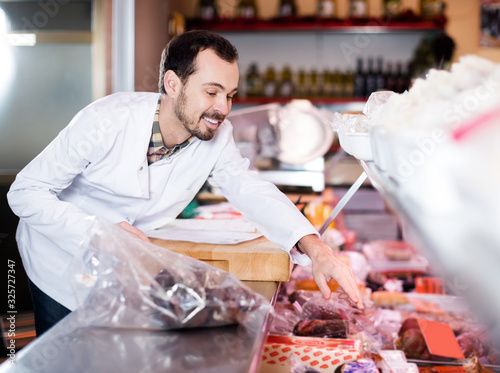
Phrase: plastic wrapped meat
[
  {"left": 72, "top": 217, "right": 271, "bottom": 331},
  {"left": 456, "top": 332, "right": 487, "bottom": 359},
  {"left": 288, "top": 290, "right": 317, "bottom": 306},
  {"left": 398, "top": 318, "right": 420, "bottom": 337},
  {"left": 395, "top": 328, "right": 431, "bottom": 360},
  {"left": 302, "top": 298, "right": 347, "bottom": 321},
  {"left": 293, "top": 319, "right": 348, "bottom": 338},
  {"left": 150, "top": 265, "right": 267, "bottom": 329}
]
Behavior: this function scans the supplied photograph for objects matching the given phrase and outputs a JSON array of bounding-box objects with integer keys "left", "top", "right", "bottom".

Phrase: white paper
[
  {"left": 159, "top": 218, "right": 257, "bottom": 233},
  {"left": 147, "top": 219, "right": 262, "bottom": 245}
]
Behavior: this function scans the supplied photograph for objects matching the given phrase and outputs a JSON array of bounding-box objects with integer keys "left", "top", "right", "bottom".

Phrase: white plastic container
[{"left": 338, "top": 132, "right": 373, "bottom": 161}]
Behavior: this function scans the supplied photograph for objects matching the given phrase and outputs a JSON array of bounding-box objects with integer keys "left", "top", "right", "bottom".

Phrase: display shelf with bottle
[
  {"left": 189, "top": 0, "right": 445, "bottom": 109},
  {"left": 236, "top": 57, "right": 408, "bottom": 105},
  {"left": 188, "top": 0, "right": 446, "bottom": 34}
]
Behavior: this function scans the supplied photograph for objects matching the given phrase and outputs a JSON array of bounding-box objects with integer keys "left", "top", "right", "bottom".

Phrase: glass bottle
[
  {"left": 197, "top": 0, "right": 218, "bottom": 20},
  {"left": 278, "top": 0, "right": 297, "bottom": 18},
  {"left": 245, "top": 63, "right": 262, "bottom": 97},
  {"left": 317, "top": 0, "right": 336, "bottom": 18},
  {"left": 278, "top": 66, "right": 294, "bottom": 98},
  {"left": 297, "top": 69, "right": 308, "bottom": 97},
  {"left": 384, "top": 0, "right": 402, "bottom": 17},
  {"left": 343, "top": 69, "right": 355, "bottom": 98},
  {"left": 349, "top": 0, "right": 368, "bottom": 19},
  {"left": 237, "top": 0, "right": 258, "bottom": 19},
  {"left": 420, "top": 0, "right": 444, "bottom": 19},
  {"left": 375, "top": 57, "right": 386, "bottom": 91},
  {"left": 365, "top": 57, "right": 376, "bottom": 96},
  {"left": 385, "top": 61, "right": 397, "bottom": 92},
  {"left": 354, "top": 57, "right": 366, "bottom": 98},
  {"left": 321, "top": 68, "right": 332, "bottom": 97},
  {"left": 309, "top": 68, "right": 320, "bottom": 97},
  {"left": 262, "top": 65, "right": 277, "bottom": 98},
  {"left": 331, "top": 68, "right": 343, "bottom": 97},
  {"left": 395, "top": 61, "right": 409, "bottom": 93}
]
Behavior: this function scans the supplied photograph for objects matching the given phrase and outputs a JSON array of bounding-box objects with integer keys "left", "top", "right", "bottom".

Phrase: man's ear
[{"left": 164, "top": 70, "right": 181, "bottom": 98}]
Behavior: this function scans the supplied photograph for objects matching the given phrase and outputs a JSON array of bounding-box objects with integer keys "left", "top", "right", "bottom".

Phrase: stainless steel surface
[{"left": 0, "top": 282, "right": 280, "bottom": 373}]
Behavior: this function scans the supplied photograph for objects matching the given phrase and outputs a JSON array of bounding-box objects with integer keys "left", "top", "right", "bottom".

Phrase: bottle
[
  {"left": 343, "top": 69, "right": 355, "bottom": 98},
  {"left": 245, "top": 63, "right": 262, "bottom": 97},
  {"left": 278, "top": 0, "right": 297, "bottom": 18},
  {"left": 278, "top": 65, "right": 294, "bottom": 98},
  {"left": 237, "top": 0, "right": 258, "bottom": 19},
  {"left": 365, "top": 57, "right": 376, "bottom": 97},
  {"left": 262, "top": 65, "right": 277, "bottom": 98},
  {"left": 375, "top": 57, "right": 386, "bottom": 91},
  {"left": 197, "top": 0, "right": 218, "bottom": 20},
  {"left": 168, "top": 12, "right": 186, "bottom": 37},
  {"left": 349, "top": 0, "right": 368, "bottom": 19},
  {"left": 297, "top": 69, "right": 308, "bottom": 97},
  {"left": 331, "top": 68, "right": 343, "bottom": 97},
  {"left": 395, "top": 62, "right": 408, "bottom": 93},
  {"left": 321, "top": 68, "right": 332, "bottom": 97},
  {"left": 354, "top": 58, "right": 366, "bottom": 98},
  {"left": 309, "top": 68, "right": 320, "bottom": 97},
  {"left": 385, "top": 61, "right": 397, "bottom": 92},
  {"left": 317, "top": 0, "right": 336, "bottom": 18},
  {"left": 420, "top": 0, "right": 444, "bottom": 19},
  {"left": 384, "top": 0, "right": 401, "bottom": 17}
]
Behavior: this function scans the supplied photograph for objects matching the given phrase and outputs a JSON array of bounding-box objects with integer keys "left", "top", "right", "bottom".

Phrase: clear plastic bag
[{"left": 72, "top": 217, "right": 272, "bottom": 331}]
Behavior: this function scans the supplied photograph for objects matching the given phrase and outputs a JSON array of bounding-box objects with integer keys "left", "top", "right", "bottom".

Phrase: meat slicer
[{"left": 227, "top": 100, "right": 335, "bottom": 192}]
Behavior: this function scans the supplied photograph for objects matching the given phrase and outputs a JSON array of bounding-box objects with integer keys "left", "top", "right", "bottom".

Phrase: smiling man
[{"left": 8, "top": 30, "right": 363, "bottom": 337}]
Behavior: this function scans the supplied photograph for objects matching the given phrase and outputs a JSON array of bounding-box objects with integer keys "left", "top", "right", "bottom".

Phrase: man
[{"left": 8, "top": 30, "right": 363, "bottom": 336}]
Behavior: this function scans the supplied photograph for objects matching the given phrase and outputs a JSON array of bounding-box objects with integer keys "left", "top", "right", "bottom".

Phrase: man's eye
[
  {"left": 227, "top": 95, "right": 234, "bottom": 101},
  {"left": 207, "top": 91, "right": 216, "bottom": 96}
]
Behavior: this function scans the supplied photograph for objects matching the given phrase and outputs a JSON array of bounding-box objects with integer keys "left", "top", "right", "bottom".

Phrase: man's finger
[
  {"left": 336, "top": 277, "right": 364, "bottom": 310},
  {"left": 314, "top": 274, "right": 332, "bottom": 300}
]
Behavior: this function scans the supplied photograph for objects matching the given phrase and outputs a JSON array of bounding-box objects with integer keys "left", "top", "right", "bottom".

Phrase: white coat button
[{"left": 139, "top": 166, "right": 144, "bottom": 171}]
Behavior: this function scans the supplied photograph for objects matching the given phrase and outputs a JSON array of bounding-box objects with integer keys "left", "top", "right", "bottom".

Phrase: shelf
[{"left": 187, "top": 17, "right": 446, "bottom": 34}]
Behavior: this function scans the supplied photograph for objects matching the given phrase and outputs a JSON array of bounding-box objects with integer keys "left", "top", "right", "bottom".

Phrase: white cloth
[{"left": 8, "top": 92, "right": 316, "bottom": 310}]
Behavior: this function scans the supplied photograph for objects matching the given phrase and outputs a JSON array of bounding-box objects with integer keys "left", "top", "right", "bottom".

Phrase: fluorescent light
[{"left": 8, "top": 33, "right": 36, "bottom": 46}]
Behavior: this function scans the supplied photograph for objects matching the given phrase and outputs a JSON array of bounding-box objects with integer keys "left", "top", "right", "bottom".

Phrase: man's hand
[
  {"left": 297, "top": 234, "right": 364, "bottom": 310},
  {"left": 116, "top": 221, "right": 151, "bottom": 243}
]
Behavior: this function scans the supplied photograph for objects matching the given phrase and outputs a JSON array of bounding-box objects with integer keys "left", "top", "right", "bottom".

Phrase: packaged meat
[
  {"left": 150, "top": 265, "right": 267, "bottom": 329},
  {"left": 456, "top": 332, "right": 487, "bottom": 360},
  {"left": 302, "top": 297, "right": 348, "bottom": 321},
  {"left": 72, "top": 218, "right": 271, "bottom": 330},
  {"left": 288, "top": 290, "right": 318, "bottom": 306},
  {"left": 395, "top": 329, "right": 431, "bottom": 360},
  {"left": 293, "top": 319, "right": 348, "bottom": 339}
]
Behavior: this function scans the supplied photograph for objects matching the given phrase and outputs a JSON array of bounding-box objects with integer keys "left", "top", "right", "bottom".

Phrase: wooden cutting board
[{"left": 149, "top": 236, "right": 291, "bottom": 282}]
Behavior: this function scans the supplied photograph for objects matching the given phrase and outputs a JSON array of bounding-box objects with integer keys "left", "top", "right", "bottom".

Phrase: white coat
[{"left": 8, "top": 92, "right": 316, "bottom": 310}]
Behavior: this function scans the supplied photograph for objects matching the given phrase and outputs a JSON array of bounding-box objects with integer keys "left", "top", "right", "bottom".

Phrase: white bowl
[{"left": 338, "top": 132, "right": 373, "bottom": 161}]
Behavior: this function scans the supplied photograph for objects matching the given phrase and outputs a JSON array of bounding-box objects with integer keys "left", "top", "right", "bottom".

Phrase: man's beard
[{"left": 174, "top": 87, "right": 225, "bottom": 141}]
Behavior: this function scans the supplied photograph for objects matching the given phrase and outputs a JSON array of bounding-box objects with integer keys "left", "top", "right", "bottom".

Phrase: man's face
[{"left": 174, "top": 49, "right": 239, "bottom": 141}]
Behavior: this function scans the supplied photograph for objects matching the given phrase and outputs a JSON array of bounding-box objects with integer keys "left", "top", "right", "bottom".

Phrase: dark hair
[{"left": 158, "top": 30, "right": 239, "bottom": 94}]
